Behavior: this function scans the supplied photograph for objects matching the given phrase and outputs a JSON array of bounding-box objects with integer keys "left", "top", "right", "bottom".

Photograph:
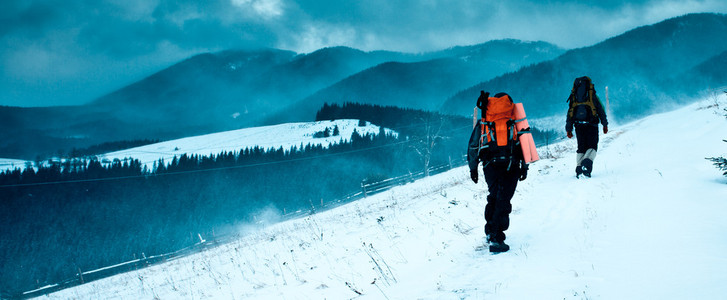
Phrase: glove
[
  {"left": 603, "top": 125, "right": 608, "bottom": 134},
  {"left": 470, "top": 169, "right": 478, "bottom": 183},
  {"left": 519, "top": 165, "right": 528, "bottom": 181},
  {"left": 567, "top": 131, "right": 573, "bottom": 139}
]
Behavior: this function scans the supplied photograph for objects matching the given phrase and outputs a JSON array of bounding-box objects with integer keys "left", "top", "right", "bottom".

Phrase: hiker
[
  {"left": 565, "top": 76, "right": 608, "bottom": 178},
  {"left": 468, "top": 91, "right": 529, "bottom": 253}
]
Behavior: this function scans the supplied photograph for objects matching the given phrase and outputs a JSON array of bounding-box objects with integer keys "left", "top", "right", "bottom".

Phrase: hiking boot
[
  {"left": 575, "top": 166, "right": 583, "bottom": 178},
  {"left": 582, "top": 159, "right": 593, "bottom": 177},
  {"left": 489, "top": 241, "right": 510, "bottom": 253}
]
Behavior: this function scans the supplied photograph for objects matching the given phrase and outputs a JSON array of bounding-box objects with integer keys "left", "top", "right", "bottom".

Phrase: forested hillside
[{"left": 0, "top": 104, "right": 471, "bottom": 295}]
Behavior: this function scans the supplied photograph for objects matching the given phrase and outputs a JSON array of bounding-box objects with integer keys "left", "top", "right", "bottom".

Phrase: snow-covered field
[
  {"left": 530, "top": 114, "right": 565, "bottom": 132},
  {"left": 0, "top": 158, "right": 28, "bottom": 172},
  {"left": 99, "top": 119, "right": 393, "bottom": 169},
  {"left": 0, "top": 119, "right": 392, "bottom": 172},
  {"left": 37, "top": 98, "right": 727, "bottom": 299}
]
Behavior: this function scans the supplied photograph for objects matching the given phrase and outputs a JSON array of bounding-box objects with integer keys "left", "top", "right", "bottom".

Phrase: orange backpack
[{"left": 478, "top": 93, "right": 519, "bottom": 165}]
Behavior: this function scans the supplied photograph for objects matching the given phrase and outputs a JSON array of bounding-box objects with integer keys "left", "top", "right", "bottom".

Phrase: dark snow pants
[
  {"left": 574, "top": 124, "right": 599, "bottom": 153},
  {"left": 483, "top": 162, "right": 521, "bottom": 243},
  {"left": 575, "top": 124, "right": 599, "bottom": 172}
]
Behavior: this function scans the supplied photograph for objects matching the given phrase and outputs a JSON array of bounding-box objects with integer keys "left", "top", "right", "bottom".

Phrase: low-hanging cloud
[{"left": 1, "top": 0, "right": 726, "bottom": 107}]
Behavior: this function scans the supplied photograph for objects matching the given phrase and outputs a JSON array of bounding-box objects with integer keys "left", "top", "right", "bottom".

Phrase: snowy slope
[
  {"left": 98, "top": 119, "right": 392, "bottom": 169},
  {"left": 39, "top": 98, "right": 727, "bottom": 299},
  {"left": 0, "top": 119, "right": 391, "bottom": 172},
  {"left": 0, "top": 158, "right": 28, "bottom": 172}
]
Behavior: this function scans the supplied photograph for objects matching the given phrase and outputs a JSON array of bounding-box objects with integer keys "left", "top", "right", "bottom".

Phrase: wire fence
[{"left": 9, "top": 160, "right": 464, "bottom": 299}]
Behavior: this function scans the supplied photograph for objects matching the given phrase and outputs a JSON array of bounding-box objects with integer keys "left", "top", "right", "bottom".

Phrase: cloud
[
  {"left": 0, "top": 0, "right": 283, "bottom": 106},
  {"left": 1, "top": 0, "right": 727, "bottom": 107},
  {"left": 279, "top": 0, "right": 727, "bottom": 52},
  {"left": 231, "top": 0, "right": 284, "bottom": 19}
]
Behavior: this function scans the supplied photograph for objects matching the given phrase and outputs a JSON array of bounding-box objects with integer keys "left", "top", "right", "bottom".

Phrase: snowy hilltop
[
  {"left": 97, "top": 119, "right": 393, "bottom": 170},
  {"left": 0, "top": 119, "right": 392, "bottom": 172},
  {"left": 40, "top": 97, "right": 727, "bottom": 299}
]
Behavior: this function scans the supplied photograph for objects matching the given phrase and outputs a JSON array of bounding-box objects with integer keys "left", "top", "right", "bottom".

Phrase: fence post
[
  {"left": 361, "top": 180, "right": 367, "bottom": 197},
  {"left": 473, "top": 107, "right": 478, "bottom": 129},
  {"left": 78, "top": 267, "right": 84, "bottom": 284},
  {"left": 606, "top": 85, "right": 611, "bottom": 118}
]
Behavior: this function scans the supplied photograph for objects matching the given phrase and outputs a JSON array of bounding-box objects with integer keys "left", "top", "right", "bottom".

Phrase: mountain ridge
[
  {"left": 268, "top": 39, "right": 565, "bottom": 124},
  {"left": 441, "top": 13, "right": 727, "bottom": 121},
  {"left": 0, "top": 39, "right": 562, "bottom": 159}
]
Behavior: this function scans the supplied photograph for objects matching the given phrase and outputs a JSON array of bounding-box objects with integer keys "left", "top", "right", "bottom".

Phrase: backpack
[
  {"left": 477, "top": 93, "right": 519, "bottom": 167},
  {"left": 568, "top": 76, "right": 598, "bottom": 122}
]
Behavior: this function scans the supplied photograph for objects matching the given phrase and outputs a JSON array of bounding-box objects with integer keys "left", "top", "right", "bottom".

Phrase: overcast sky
[{"left": 2, "top": 0, "right": 726, "bottom": 107}]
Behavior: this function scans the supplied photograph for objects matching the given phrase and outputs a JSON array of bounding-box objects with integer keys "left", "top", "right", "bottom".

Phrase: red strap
[{"left": 480, "top": 118, "right": 486, "bottom": 147}]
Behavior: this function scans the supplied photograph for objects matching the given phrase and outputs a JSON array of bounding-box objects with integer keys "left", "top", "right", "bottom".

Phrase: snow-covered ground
[
  {"left": 38, "top": 98, "right": 727, "bottom": 299},
  {"left": 0, "top": 119, "right": 392, "bottom": 172},
  {"left": 0, "top": 158, "right": 29, "bottom": 172},
  {"left": 530, "top": 114, "right": 565, "bottom": 132},
  {"left": 99, "top": 119, "right": 393, "bottom": 169}
]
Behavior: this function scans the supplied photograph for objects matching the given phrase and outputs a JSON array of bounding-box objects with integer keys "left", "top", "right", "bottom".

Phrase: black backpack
[{"left": 568, "top": 76, "right": 598, "bottom": 122}]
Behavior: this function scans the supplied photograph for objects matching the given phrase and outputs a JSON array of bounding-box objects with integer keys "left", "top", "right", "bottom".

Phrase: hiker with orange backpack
[
  {"left": 467, "top": 91, "right": 534, "bottom": 253},
  {"left": 565, "top": 76, "right": 608, "bottom": 178}
]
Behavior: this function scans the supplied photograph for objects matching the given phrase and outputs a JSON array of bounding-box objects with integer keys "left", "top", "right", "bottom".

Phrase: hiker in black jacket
[
  {"left": 467, "top": 92, "right": 528, "bottom": 253},
  {"left": 566, "top": 76, "right": 608, "bottom": 178}
]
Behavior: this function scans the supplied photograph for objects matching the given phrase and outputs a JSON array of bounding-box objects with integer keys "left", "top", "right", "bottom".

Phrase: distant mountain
[
  {"left": 272, "top": 40, "right": 565, "bottom": 123},
  {"left": 90, "top": 47, "right": 417, "bottom": 130},
  {"left": 0, "top": 47, "right": 417, "bottom": 159},
  {"left": 441, "top": 13, "right": 727, "bottom": 122},
  {"left": 0, "top": 105, "right": 112, "bottom": 159},
  {"left": 675, "top": 50, "right": 727, "bottom": 93},
  {"left": 0, "top": 41, "right": 562, "bottom": 159},
  {"left": 309, "top": 58, "right": 483, "bottom": 110},
  {"left": 249, "top": 47, "right": 423, "bottom": 107}
]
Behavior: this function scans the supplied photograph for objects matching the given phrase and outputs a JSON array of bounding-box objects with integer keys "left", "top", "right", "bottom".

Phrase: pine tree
[
  {"left": 333, "top": 125, "right": 340, "bottom": 136},
  {"left": 708, "top": 150, "right": 727, "bottom": 177}
]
